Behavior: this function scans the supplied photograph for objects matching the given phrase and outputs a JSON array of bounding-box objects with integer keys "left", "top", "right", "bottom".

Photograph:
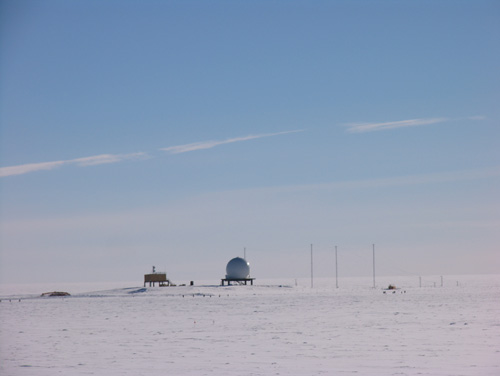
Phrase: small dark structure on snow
[
  {"left": 144, "top": 266, "right": 172, "bottom": 287},
  {"left": 41, "top": 291, "right": 70, "bottom": 297},
  {"left": 221, "top": 278, "right": 254, "bottom": 286}
]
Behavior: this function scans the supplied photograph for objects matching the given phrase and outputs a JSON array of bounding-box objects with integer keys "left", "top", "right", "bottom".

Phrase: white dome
[{"left": 226, "top": 257, "right": 250, "bottom": 279}]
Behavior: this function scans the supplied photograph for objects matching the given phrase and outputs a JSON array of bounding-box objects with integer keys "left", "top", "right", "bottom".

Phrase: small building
[{"left": 144, "top": 266, "right": 172, "bottom": 287}]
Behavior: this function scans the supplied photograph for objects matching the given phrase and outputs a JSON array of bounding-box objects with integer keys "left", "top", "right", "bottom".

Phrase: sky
[{"left": 1, "top": 0, "right": 499, "bottom": 284}]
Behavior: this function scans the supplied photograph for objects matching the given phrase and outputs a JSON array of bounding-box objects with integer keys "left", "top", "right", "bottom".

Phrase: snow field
[{"left": 1, "top": 275, "right": 499, "bottom": 375}]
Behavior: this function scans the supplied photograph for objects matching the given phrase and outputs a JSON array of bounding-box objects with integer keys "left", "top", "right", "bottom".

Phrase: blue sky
[{"left": 1, "top": 0, "right": 499, "bottom": 284}]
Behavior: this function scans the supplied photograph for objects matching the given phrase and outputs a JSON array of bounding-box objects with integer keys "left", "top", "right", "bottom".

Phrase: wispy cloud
[
  {"left": 344, "top": 115, "right": 487, "bottom": 133},
  {"left": 1, "top": 129, "right": 304, "bottom": 178},
  {"left": 0, "top": 152, "right": 147, "bottom": 178},
  {"left": 229, "top": 166, "right": 500, "bottom": 195},
  {"left": 160, "top": 130, "right": 305, "bottom": 154},
  {"left": 70, "top": 154, "right": 147, "bottom": 167},
  {"left": 467, "top": 115, "right": 487, "bottom": 121},
  {"left": 344, "top": 117, "right": 449, "bottom": 133}
]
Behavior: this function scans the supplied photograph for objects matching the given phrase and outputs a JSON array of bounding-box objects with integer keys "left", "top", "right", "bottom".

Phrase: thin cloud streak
[
  {"left": 230, "top": 167, "right": 500, "bottom": 195},
  {"left": 1, "top": 129, "right": 304, "bottom": 177},
  {"left": 160, "top": 130, "right": 305, "bottom": 154},
  {"left": 344, "top": 117, "right": 449, "bottom": 133},
  {"left": 5, "top": 167, "right": 497, "bottom": 235},
  {"left": 0, "top": 152, "right": 147, "bottom": 178},
  {"left": 71, "top": 154, "right": 147, "bottom": 167}
]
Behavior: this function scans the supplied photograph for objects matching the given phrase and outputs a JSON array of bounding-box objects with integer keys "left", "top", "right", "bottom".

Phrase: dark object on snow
[
  {"left": 144, "top": 265, "right": 172, "bottom": 287},
  {"left": 221, "top": 278, "right": 255, "bottom": 286},
  {"left": 387, "top": 284, "right": 396, "bottom": 290},
  {"left": 144, "top": 273, "right": 172, "bottom": 287},
  {"left": 144, "top": 271, "right": 172, "bottom": 287},
  {"left": 128, "top": 288, "right": 147, "bottom": 294},
  {"left": 41, "top": 291, "right": 70, "bottom": 297}
]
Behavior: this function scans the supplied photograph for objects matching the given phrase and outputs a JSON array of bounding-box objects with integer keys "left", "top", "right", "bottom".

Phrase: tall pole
[
  {"left": 372, "top": 243, "right": 376, "bottom": 289},
  {"left": 335, "top": 245, "right": 338, "bottom": 289},
  {"left": 311, "top": 244, "right": 314, "bottom": 288}
]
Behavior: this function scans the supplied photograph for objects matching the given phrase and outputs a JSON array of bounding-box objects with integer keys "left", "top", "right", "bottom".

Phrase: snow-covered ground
[{"left": 1, "top": 275, "right": 499, "bottom": 375}]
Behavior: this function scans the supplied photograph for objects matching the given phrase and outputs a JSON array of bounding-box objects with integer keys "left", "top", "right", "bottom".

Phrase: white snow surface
[{"left": 1, "top": 275, "right": 499, "bottom": 375}]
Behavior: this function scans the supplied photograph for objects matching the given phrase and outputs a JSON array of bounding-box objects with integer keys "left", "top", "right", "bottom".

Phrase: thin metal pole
[
  {"left": 311, "top": 244, "right": 313, "bottom": 288},
  {"left": 335, "top": 245, "right": 338, "bottom": 289},
  {"left": 372, "top": 244, "right": 376, "bottom": 289}
]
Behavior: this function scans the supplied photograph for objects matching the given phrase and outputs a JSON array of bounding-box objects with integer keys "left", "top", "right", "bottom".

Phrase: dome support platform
[{"left": 221, "top": 278, "right": 255, "bottom": 286}]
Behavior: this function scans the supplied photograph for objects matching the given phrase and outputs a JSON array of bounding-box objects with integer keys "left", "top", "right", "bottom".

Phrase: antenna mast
[
  {"left": 335, "top": 245, "right": 338, "bottom": 288},
  {"left": 310, "top": 244, "right": 314, "bottom": 288},
  {"left": 372, "top": 243, "right": 376, "bottom": 289}
]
